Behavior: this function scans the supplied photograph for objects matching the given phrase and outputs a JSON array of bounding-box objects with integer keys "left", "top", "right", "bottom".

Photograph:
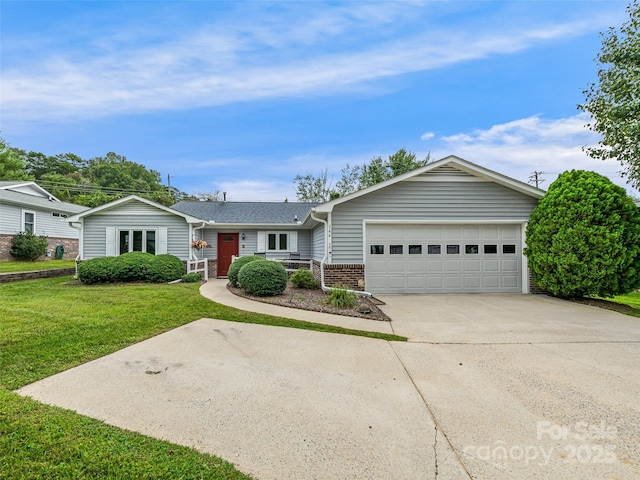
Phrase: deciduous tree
[{"left": 580, "top": 1, "right": 640, "bottom": 187}]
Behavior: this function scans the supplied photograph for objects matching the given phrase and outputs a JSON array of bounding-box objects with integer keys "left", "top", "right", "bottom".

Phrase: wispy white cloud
[
  {"left": 1, "top": 3, "right": 605, "bottom": 122},
  {"left": 432, "top": 113, "right": 637, "bottom": 195}
]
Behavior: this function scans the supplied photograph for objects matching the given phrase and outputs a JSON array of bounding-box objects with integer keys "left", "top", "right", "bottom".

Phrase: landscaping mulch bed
[{"left": 227, "top": 283, "right": 391, "bottom": 322}]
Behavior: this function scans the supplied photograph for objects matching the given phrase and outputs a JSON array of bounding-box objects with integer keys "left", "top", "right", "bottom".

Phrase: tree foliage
[
  {"left": 294, "top": 148, "right": 430, "bottom": 202},
  {"left": 580, "top": 1, "right": 640, "bottom": 188},
  {"left": 524, "top": 170, "right": 640, "bottom": 298},
  {"left": 0, "top": 139, "right": 186, "bottom": 207},
  {"left": 0, "top": 138, "right": 32, "bottom": 181}
]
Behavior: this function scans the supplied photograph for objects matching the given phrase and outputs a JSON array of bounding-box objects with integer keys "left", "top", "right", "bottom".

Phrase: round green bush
[
  {"left": 77, "top": 257, "right": 117, "bottom": 284},
  {"left": 237, "top": 260, "right": 287, "bottom": 296},
  {"left": 289, "top": 268, "right": 318, "bottom": 289},
  {"left": 228, "top": 255, "right": 266, "bottom": 286},
  {"left": 111, "top": 252, "right": 154, "bottom": 282},
  {"left": 148, "top": 254, "right": 185, "bottom": 283},
  {"left": 181, "top": 272, "right": 203, "bottom": 283},
  {"left": 524, "top": 170, "right": 640, "bottom": 298}
]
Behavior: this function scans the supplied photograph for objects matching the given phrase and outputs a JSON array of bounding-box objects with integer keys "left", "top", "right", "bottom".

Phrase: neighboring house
[
  {"left": 66, "top": 156, "right": 544, "bottom": 294},
  {"left": 0, "top": 181, "right": 88, "bottom": 261}
]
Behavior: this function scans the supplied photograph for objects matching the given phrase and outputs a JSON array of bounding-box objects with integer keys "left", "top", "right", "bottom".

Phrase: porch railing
[{"left": 188, "top": 258, "right": 208, "bottom": 281}]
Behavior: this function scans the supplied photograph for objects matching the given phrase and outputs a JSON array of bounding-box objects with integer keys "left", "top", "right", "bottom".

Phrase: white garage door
[{"left": 365, "top": 224, "right": 522, "bottom": 294}]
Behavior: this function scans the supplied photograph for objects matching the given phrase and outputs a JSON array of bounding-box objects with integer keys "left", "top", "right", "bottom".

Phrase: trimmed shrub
[
  {"left": 289, "top": 268, "right": 319, "bottom": 289},
  {"left": 111, "top": 252, "right": 154, "bottom": 282},
  {"left": 325, "top": 286, "right": 357, "bottom": 308},
  {"left": 77, "top": 257, "right": 117, "bottom": 284},
  {"left": 181, "top": 272, "right": 203, "bottom": 283},
  {"left": 10, "top": 231, "right": 48, "bottom": 261},
  {"left": 524, "top": 170, "right": 640, "bottom": 298},
  {"left": 237, "top": 260, "right": 287, "bottom": 296},
  {"left": 77, "top": 253, "right": 184, "bottom": 284},
  {"left": 228, "top": 255, "right": 266, "bottom": 286},
  {"left": 148, "top": 254, "right": 185, "bottom": 283}
]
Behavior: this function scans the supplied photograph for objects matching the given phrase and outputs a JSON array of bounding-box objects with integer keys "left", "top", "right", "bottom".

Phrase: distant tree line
[
  {"left": 294, "top": 148, "right": 431, "bottom": 202},
  {"left": 0, "top": 137, "right": 191, "bottom": 207}
]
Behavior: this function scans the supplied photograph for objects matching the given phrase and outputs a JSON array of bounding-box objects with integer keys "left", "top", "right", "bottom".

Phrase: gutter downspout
[
  {"left": 310, "top": 208, "right": 372, "bottom": 297},
  {"left": 69, "top": 222, "right": 82, "bottom": 278}
]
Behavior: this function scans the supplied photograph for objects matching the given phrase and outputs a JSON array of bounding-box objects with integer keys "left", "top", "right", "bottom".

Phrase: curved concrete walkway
[{"left": 199, "top": 279, "right": 395, "bottom": 336}]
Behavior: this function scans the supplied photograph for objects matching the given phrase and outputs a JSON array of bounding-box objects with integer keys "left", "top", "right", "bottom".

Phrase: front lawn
[
  {"left": 0, "top": 277, "right": 404, "bottom": 478},
  {"left": 0, "top": 259, "right": 76, "bottom": 273}
]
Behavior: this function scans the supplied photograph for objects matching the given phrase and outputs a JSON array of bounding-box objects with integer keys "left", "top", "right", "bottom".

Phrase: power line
[{"left": 528, "top": 171, "right": 546, "bottom": 188}]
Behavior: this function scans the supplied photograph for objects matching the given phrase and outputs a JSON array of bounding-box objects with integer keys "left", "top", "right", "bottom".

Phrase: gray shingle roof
[
  {"left": 0, "top": 189, "right": 88, "bottom": 213},
  {"left": 171, "top": 201, "right": 318, "bottom": 224}
]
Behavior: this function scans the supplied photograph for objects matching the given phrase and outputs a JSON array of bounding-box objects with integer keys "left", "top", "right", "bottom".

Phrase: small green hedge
[
  {"left": 237, "top": 260, "right": 287, "bottom": 296},
  {"left": 78, "top": 253, "right": 185, "bottom": 284},
  {"left": 289, "top": 268, "right": 318, "bottom": 289},
  {"left": 181, "top": 272, "right": 203, "bottom": 283},
  {"left": 228, "top": 255, "right": 266, "bottom": 286}
]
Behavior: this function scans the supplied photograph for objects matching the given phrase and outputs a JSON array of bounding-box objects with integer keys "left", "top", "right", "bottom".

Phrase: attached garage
[{"left": 365, "top": 223, "right": 524, "bottom": 294}]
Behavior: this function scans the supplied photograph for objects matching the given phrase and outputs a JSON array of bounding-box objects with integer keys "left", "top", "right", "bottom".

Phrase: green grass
[
  {"left": 0, "top": 277, "right": 405, "bottom": 479},
  {"left": 610, "top": 291, "right": 640, "bottom": 309},
  {"left": 0, "top": 259, "right": 76, "bottom": 273}
]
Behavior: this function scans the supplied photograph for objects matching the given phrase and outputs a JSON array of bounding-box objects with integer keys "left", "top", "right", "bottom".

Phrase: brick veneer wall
[
  {"left": 0, "top": 234, "right": 79, "bottom": 261},
  {"left": 312, "top": 260, "right": 365, "bottom": 291},
  {"left": 528, "top": 271, "right": 547, "bottom": 294}
]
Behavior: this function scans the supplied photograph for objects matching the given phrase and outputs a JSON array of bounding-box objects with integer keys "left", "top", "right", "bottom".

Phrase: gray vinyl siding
[
  {"left": 312, "top": 224, "right": 325, "bottom": 261},
  {"left": 331, "top": 180, "right": 538, "bottom": 263},
  {"left": 202, "top": 229, "right": 313, "bottom": 260},
  {"left": 0, "top": 203, "right": 80, "bottom": 238},
  {"left": 83, "top": 213, "right": 190, "bottom": 259}
]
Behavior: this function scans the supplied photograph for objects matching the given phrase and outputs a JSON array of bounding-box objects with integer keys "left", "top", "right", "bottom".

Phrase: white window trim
[
  {"left": 267, "top": 231, "right": 289, "bottom": 252},
  {"left": 22, "top": 210, "right": 36, "bottom": 233},
  {"left": 117, "top": 228, "right": 158, "bottom": 255},
  {"left": 257, "top": 231, "right": 298, "bottom": 253}
]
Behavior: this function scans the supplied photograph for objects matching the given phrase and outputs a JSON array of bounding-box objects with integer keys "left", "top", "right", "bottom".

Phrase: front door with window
[{"left": 217, "top": 233, "right": 239, "bottom": 277}]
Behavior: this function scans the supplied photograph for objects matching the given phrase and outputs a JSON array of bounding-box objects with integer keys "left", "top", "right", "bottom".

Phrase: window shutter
[
  {"left": 257, "top": 231, "right": 266, "bottom": 252},
  {"left": 157, "top": 228, "right": 168, "bottom": 254},
  {"left": 105, "top": 227, "right": 116, "bottom": 256},
  {"left": 289, "top": 231, "right": 298, "bottom": 252}
]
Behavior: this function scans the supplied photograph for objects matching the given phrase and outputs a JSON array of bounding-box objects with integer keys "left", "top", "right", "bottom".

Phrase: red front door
[{"left": 217, "top": 233, "right": 239, "bottom": 277}]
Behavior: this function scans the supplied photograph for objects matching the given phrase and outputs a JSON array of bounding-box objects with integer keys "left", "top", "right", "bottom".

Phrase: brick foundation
[
  {"left": 0, "top": 234, "right": 79, "bottom": 261},
  {"left": 528, "top": 271, "right": 547, "bottom": 294},
  {"left": 312, "top": 260, "right": 365, "bottom": 291}
]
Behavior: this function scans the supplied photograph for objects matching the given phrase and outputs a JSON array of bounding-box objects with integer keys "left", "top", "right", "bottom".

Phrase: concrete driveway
[{"left": 18, "top": 292, "right": 640, "bottom": 479}]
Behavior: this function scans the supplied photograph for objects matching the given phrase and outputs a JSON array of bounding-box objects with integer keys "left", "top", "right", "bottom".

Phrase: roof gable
[
  {"left": 0, "top": 181, "right": 60, "bottom": 201},
  {"left": 313, "top": 155, "right": 544, "bottom": 213},
  {"left": 66, "top": 195, "right": 203, "bottom": 223}
]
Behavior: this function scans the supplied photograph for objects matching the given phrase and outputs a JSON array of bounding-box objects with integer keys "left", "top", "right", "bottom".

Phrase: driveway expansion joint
[{"left": 387, "top": 340, "right": 474, "bottom": 479}]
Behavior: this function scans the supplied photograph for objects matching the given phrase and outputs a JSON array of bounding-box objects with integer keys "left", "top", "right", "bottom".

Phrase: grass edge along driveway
[{"left": 0, "top": 277, "right": 404, "bottom": 479}]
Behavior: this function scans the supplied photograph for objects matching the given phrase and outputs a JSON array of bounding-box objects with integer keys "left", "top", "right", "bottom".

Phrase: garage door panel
[
  {"left": 444, "top": 259, "right": 463, "bottom": 272},
  {"left": 388, "top": 260, "right": 406, "bottom": 273},
  {"left": 502, "top": 276, "right": 519, "bottom": 288},
  {"left": 501, "top": 259, "right": 519, "bottom": 272},
  {"left": 444, "top": 276, "right": 463, "bottom": 289},
  {"left": 463, "top": 259, "right": 482, "bottom": 272},
  {"left": 365, "top": 223, "right": 522, "bottom": 294},
  {"left": 426, "top": 259, "right": 444, "bottom": 272},
  {"left": 482, "top": 276, "right": 500, "bottom": 288},
  {"left": 407, "top": 275, "right": 425, "bottom": 289},
  {"left": 464, "top": 276, "right": 482, "bottom": 289}
]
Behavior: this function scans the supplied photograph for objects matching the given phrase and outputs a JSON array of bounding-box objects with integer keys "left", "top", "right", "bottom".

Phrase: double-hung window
[{"left": 22, "top": 210, "right": 35, "bottom": 233}]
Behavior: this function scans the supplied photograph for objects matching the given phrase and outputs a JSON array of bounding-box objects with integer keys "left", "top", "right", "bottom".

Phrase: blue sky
[{"left": 1, "top": 1, "right": 635, "bottom": 200}]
